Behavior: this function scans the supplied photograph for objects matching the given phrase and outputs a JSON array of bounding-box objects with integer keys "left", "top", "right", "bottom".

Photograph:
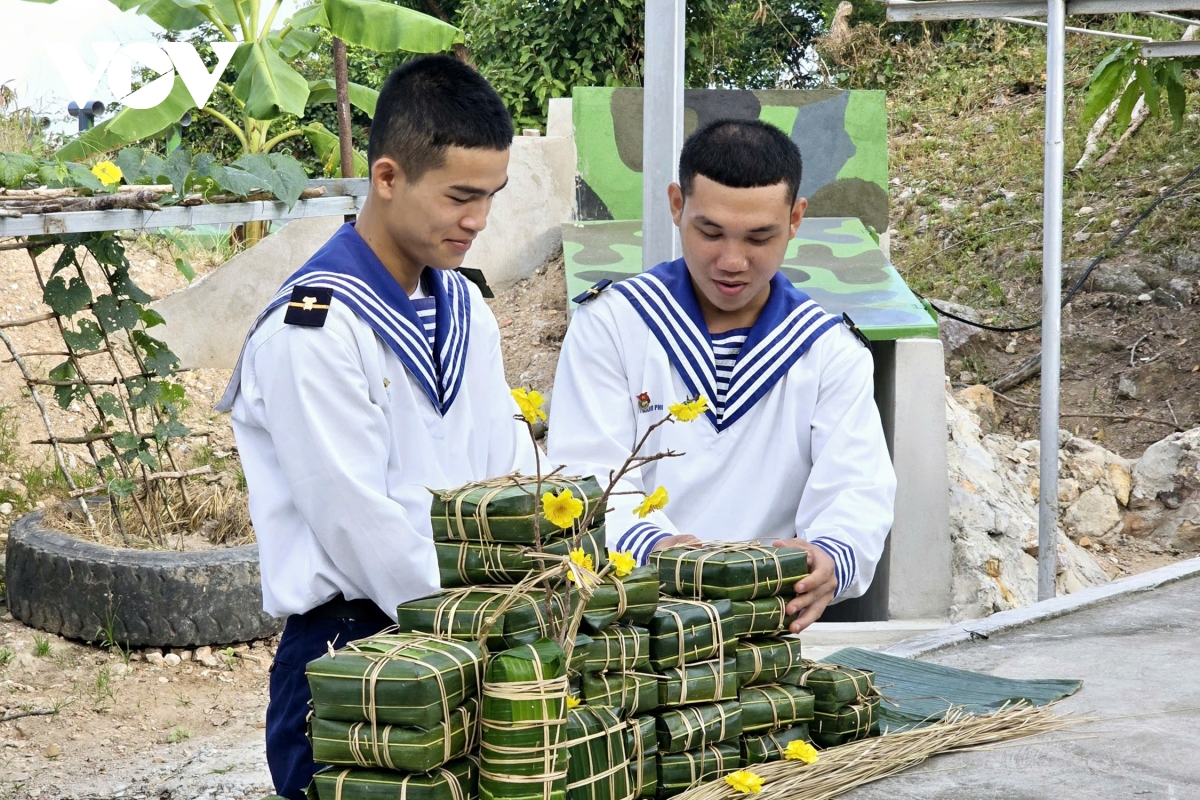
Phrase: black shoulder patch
[
  {"left": 456, "top": 266, "right": 494, "bottom": 298},
  {"left": 841, "top": 313, "right": 872, "bottom": 351},
  {"left": 284, "top": 286, "right": 333, "bottom": 328},
  {"left": 572, "top": 279, "right": 613, "bottom": 305}
]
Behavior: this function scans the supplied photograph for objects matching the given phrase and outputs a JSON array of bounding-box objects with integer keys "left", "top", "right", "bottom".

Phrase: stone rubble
[{"left": 947, "top": 383, "right": 1200, "bottom": 620}]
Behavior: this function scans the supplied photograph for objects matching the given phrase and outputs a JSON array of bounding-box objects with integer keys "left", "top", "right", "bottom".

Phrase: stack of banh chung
[
  {"left": 795, "top": 663, "right": 881, "bottom": 748},
  {"left": 305, "top": 634, "right": 484, "bottom": 799},
  {"left": 394, "top": 475, "right": 659, "bottom": 800},
  {"left": 649, "top": 542, "right": 817, "bottom": 784}
]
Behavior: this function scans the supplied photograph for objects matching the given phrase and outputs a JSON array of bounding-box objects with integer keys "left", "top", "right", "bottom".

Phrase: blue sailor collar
[
  {"left": 217, "top": 223, "right": 471, "bottom": 416},
  {"left": 613, "top": 258, "right": 840, "bottom": 431}
]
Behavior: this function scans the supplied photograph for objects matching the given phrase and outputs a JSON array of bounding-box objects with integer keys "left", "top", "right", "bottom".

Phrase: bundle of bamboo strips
[{"left": 674, "top": 702, "right": 1078, "bottom": 800}]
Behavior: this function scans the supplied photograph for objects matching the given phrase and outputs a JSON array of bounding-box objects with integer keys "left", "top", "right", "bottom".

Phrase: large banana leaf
[
  {"left": 322, "top": 0, "right": 463, "bottom": 53},
  {"left": 306, "top": 80, "right": 379, "bottom": 118},
  {"left": 135, "top": 0, "right": 211, "bottom": 30},
  {"left": 286, "top": 1, "right": 328, "bottom": 29},
  {"left": 232, "top": 41, "right": 309, "bottom": 120},
  {"left": 57, "top": 76, "right": 195, "bottom": 161},
  {"left": 303, "top": 123, "right": 368, "bottom": 177}
]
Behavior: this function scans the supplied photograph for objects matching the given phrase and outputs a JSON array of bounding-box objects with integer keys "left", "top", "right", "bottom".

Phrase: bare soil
[{"left": 945, "top": 285, "right": 1200, "bottom": 459}]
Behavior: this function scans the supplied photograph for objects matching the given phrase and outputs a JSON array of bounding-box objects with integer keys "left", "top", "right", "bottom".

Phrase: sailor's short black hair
[
  {"left": 367, "top": 55, "right": 513, "bottom": 181},
  {"left": 678, "top": 119, "right": 803, "bottom": 203}
]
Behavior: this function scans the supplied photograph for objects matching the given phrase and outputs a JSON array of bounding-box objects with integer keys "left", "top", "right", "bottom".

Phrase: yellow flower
[
  {"left": 608, "top": 550, "right": 636, "bottom": 578},
  {"left": 565, "top": 694, "right": 581, "bottom": 709},
  {"left": 724, "top": 770, "right": 765, "bottom": 794},
  {"left": 633, "top": 486, "right": 669, "bottom": 519},
  {"left": 542, "top": 488, "right": 584, "bottom": 529},
  {"left": 566, "top": 547, "right": 594, "bottom": 587},
  {"left": 668, "top": 395, "right": 709, "bottom": 422},
  {"left": 511, "top": 387, "right": 547, "bottom": 424},
  {"left": 783, "top": 739, "right": 819, "bottom": 764},
  {"left": 90, "top": 161, "right": 123, "bottom": 186}
]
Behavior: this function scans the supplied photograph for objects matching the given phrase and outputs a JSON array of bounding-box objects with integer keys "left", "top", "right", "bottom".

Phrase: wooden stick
[
  {"left": 989, "top": 353, "right": 1041, "bottom": 393},
  {"left": 0, "top": 709, "right": 55, "bottom": 723},
  {"left": 0, "top": 312, "right": 55, "bottom": 329}
]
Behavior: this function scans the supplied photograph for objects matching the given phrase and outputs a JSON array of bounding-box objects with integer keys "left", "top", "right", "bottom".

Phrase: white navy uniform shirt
[
  {"left": 218, "top": 224, "right": 535, "bottom": 619},
  {"left": 547, "top": 259, "right": 896, "bottom": 601}
]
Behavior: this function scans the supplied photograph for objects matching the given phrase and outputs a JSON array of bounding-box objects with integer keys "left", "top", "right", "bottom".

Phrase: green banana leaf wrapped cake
[
  {"left": 655, "top": 742, "right": 740, "bottom": 799},
  {"left": 811, "top": 696, "right": 880, "bottom": 747},
  {"left": 727, "top": 597, "right": 797, "bottom": 638},
  {"left": 581, "top": 672, "right": 658, "bottom": 717},
  {"left": 437, "top": 528, "right": 607, "bottom": 588},
  {"left": 656, "top": 657, "right": 738, "bottom": 708},
  {"left": 305, "top": 634, "right": 483, "bottom": 729},
  {"left": 736, "top": 637, "right": 804, "bottom": 687},
  {"left": 432, "top": 476, "right": 605, "bottom": 543},
  {"left": 306, "top": 758, "right": 477, "bottom": 800},
  {"left": 578, "top": 567, "right": 660, "bottom": 632},
  {"left": 582, "top": 626, "right": 650, "bottom": 673},
  {"left": 396, "top": 588, "right": 559, "bottom": 651},
  {"left": 651, "top": 543, "right": 808, "bottom": 601},
  {"left": 624, "top": 715, "right": 658, "bottom": 799},
  {"left": 654, "top": 700, "right": 741, "bottom": 754},
  {"left": 740, "top": 724, "right": 812, "bottom": 766},
  {"left": 647, "top": 599, "right": 734, "bottom": 671},
  {"left": 564, "top": 706, "right": 634, "bottom": 800},
  {"left": 738, "top": 684, "right": 815, "bottom": 733},
  {"left": 479, "top": 639, "right": 571, "bottom": 800},
  {"left": 309, "top": 697, "right": 477, "bottom": 773},
  {"left": 790, "top": 663, "right": 876, "bottom": 708}
]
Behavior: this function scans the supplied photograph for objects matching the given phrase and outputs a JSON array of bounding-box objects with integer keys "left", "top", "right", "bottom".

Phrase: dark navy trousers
[{"left": 266, "top": 612, "right": 389, "bottom": 799}]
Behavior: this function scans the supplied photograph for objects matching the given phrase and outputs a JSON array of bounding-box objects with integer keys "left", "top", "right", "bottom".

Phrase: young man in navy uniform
[{"left": 218, "top": 56, "right": 535, "bottom": 798}]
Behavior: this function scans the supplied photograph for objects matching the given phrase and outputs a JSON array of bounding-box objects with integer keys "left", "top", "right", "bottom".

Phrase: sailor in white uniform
[
  {"left": 216, "top": 56, "right": 533, "bottom": 799},
  {"left": 548, "top": 119, "right": 896, "bottom": 635}
]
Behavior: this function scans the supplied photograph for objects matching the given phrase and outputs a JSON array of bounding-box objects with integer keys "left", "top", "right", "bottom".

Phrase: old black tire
[{"left": 5, "top": 510, "right": 283, "bottom": 648}]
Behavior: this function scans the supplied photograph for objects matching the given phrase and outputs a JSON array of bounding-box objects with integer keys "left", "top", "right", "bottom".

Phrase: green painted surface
[
  {"left": 571, "top": 87, "right": 889, "bottom": 232},
  {"left": 562, "top": 217, "right": 938, "bottom": 341},
  {"left": 837, "top": 91, "right": 889, "bottom": 192}
]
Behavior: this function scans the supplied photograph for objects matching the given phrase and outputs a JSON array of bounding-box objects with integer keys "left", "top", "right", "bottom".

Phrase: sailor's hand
[
  {"left": 772, "top": 539, "right": 838, "bottom": 633},
  {"left": 650, "top": 534, "right": 700, "bottom": 552}
]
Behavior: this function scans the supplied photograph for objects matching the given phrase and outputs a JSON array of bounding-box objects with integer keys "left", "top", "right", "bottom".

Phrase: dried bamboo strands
[{"left": 675, "top": 703, "right": 1078, "bottom": 800}]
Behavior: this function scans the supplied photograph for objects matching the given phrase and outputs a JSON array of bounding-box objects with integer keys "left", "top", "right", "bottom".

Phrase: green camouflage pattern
[
  {"left": 572, "top": 87, "right": 889, "bottom": 232},
  {"left": 562, "top": 217, "right": 937, "bottom": 341}
]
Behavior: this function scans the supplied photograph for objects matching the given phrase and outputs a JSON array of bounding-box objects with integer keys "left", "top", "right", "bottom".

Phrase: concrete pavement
[{"left": 845, "top": 572, "right": 1200, "bottom": 799}]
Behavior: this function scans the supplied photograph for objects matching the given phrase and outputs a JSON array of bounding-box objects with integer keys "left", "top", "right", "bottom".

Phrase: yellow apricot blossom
[
  {"left": 608, "top": 550, "right": 636, "bottom": 578},
  {"left": 511, "top": 387, "right": 547, "bottom": 424},
  {"left": 724, "top": 770, "right": 765, "bottom": 794},
  {"left": 566, "top": 547, "right": 594, "bottom": 586},
  {"left": 633, "top": 486, "right": 669, "bottom": 519},
  {"left": 669, "top": 395, "right": 709, "bottom": 422},
  {"left": 565, "top": 694, "right": 581, "bottom": 709},
  {"left": 543, "top": 488, "right": 584, "bottom": 529},
  {"left": 783, "top": 739, "right": 819, "bottom": 764}
]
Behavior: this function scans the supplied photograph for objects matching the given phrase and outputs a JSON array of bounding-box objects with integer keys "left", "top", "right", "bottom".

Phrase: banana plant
[{"left": 33, "top": 0, "right": 462, "bottom": 172}]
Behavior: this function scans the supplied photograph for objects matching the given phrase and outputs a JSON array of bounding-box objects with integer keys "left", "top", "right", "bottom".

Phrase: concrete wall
[
  {"left": 154, "top": 134, "right": 578, "bottom": 370},
  {"left": 463, "top": 133, "right": 576, "bottom": 292}
]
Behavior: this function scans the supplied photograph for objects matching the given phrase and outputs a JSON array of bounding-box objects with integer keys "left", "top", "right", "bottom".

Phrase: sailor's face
[
  {"left": 670, "top": 175, "right": 805, "bottom": 323},
  {"left": 388, "top": 145, "right": 511, "bottom": 269}
]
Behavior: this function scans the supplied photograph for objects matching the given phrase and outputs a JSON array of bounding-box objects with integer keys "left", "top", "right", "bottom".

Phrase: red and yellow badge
[{"left": 637, "top": 392, "right": 651, "bottom": 411}]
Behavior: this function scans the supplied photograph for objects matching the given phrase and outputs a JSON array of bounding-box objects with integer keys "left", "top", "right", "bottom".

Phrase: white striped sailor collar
[
  {"left": 613, "top": 258, "right": 840, "bottom": 431},
  {"left": 216, "top": 223, "right": 471, "bottom": 416}
]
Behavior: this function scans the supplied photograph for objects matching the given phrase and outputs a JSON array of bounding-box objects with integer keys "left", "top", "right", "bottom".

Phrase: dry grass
[
  {"left": 44, "top": 480, "right": 254, "bottom": 550},
  {"left": 676, "top": 702, "right": 1079, "bottom": 800}
]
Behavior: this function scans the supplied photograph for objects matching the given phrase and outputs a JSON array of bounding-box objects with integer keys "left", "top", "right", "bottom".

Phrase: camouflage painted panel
[
  {"left": 562, "top": 217, "right": 937, "bottom": 341},
  {"left": 572, "top": 87, "right": 888, "bottom": 232}
]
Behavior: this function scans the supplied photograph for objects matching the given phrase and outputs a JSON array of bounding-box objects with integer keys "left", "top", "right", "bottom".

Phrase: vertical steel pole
[
  {"left": 642, "top": 0, "right": 686, "bottom": 271},
  {"left": 1038, "top": 0, "right": 1067, "bottom": 601}
]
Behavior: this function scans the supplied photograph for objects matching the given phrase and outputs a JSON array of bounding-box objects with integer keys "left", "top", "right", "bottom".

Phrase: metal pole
[
  {"left": 1038, "top": 0, "right": 1066, "bottom": 601},
  {"left": 642, "top": 0, "right": 686, "bottom": 271}
]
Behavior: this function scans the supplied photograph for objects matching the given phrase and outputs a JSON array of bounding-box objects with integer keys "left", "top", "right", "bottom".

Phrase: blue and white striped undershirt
[
  {"left": 411, "top": 296, "right": 437, "bottom": 349},
  {"left": 710, "top": 327, "right": 750, "bottom": 406}
]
